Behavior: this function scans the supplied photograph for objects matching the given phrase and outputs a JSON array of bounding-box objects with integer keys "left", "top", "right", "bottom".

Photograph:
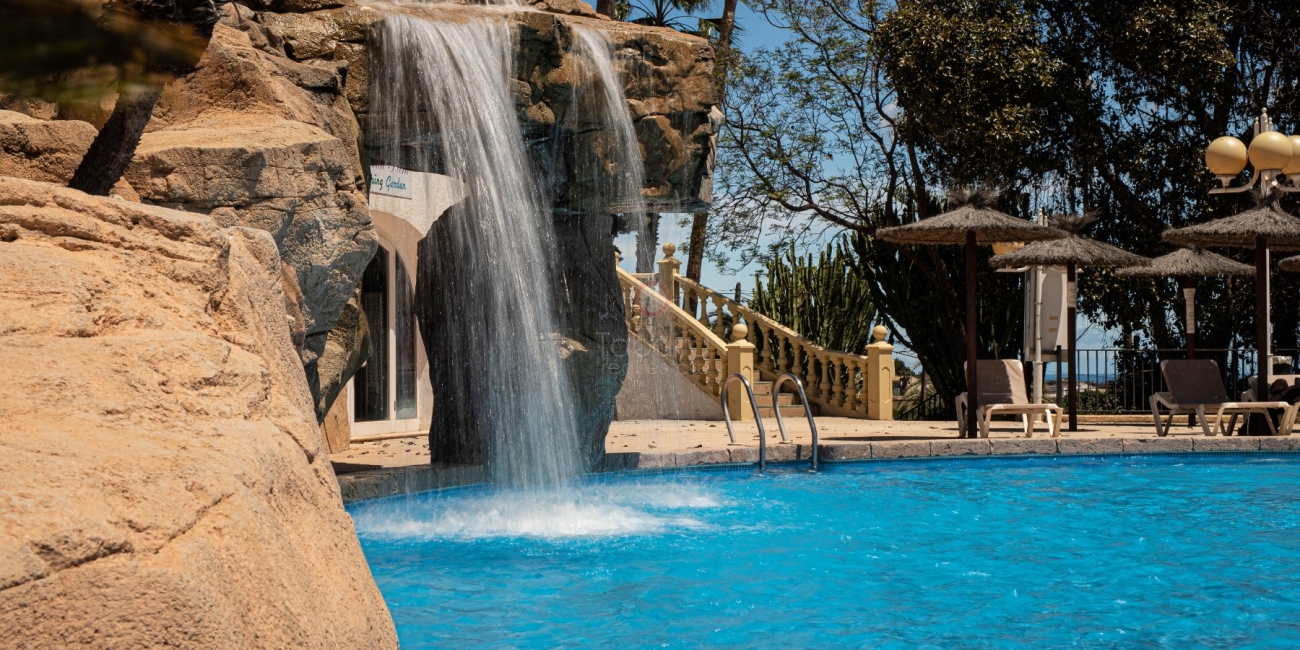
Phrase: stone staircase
[
  {"left": 616, "top": 243, "right": 895, "bottom": 421},
  {"left": 751, "top": 379, "right": 820, "bottom": 419}
]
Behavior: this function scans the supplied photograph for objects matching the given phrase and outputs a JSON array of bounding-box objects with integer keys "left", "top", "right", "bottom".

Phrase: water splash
[
  {"left": 369, "top": 15, "right": 580, "bottom": 486},
  {"left": 353, "top": 482, "right": 720, "bottom": 540}
]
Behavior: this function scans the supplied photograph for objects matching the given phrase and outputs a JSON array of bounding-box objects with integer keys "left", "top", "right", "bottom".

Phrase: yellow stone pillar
[
  {"left": 866, "top": 325, "right": 894, "bottom": 420},
  {"left": 726, "top": 323, "right": 755, "bottom": 420},
  {"left": 657, "top": 242, "right": 680, "bottom": 302}
]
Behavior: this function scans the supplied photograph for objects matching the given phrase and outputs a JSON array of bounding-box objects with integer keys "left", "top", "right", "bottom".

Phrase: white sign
[
  {"left": 370, "top": 165, "right": 413, "bottom": 199},
  {"left": 1024, "top": 266, "right": 1069, "bottom": 358}
]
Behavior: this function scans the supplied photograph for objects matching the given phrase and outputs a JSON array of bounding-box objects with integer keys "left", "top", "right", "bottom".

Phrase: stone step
[{"left": 757, "top": 404, "right": 820, "bottom": 419}]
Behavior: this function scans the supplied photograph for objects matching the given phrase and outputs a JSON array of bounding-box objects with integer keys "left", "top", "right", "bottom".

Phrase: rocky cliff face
[{"left": 0, "top": 177, "right": 397, "bottom": 649}]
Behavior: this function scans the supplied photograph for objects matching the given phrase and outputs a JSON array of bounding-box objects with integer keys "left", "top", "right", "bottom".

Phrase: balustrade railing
[
  {"left": 617, "top": 266, "right": 735, "bottom": 398},
  {"left": 622, "top": 243, "right": 893, "bottom": 420}
]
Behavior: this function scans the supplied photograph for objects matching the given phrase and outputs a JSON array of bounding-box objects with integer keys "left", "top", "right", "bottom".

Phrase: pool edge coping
[{"left": 338, "top": 435, "right": 1300, "bottom": 503}]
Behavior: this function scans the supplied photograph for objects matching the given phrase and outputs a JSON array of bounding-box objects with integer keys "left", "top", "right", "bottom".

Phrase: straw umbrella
[
  {"left": 989, "top": 215, "right": 1151, "bottom": 430},
  {"left": 1163, "top": 196, "right": 1300, "bottom": 391},
  {"left": 1116, "top": 247, "right": 1252, "bottom": 359},
  {"left": 878, "top": 189, "right": 1063, "bottom": 438}
]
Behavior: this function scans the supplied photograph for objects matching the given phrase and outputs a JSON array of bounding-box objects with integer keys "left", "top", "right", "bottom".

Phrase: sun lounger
[
  {"left": 1241, "top": 374, "right": 1300, "bottom": 401},
  {"left": 955, "top": 360, "right": 1063, "bottom": 438},
  {"left": 1150, "top": 360, "right": 1298, "bottom": 436}
]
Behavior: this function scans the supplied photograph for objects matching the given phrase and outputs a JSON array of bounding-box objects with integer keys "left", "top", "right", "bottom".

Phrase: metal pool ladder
[
  {"left": 721, "top": 372, "right": 819, "bottom": 471},
  {"left": 772, "top": 372, "right": 819, "bottom": 470}
]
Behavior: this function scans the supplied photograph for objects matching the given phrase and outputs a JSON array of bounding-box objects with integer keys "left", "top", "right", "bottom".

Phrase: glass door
[{"left": 350, "top": 241, "right": 421, "bottom": 435}]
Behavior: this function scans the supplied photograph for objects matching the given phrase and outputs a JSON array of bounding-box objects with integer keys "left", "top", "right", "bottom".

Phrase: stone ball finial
[
  {"left": 872, "top": 325, "right": 888, "bottom": 342},
  {"left": 732, "top": 322, "right": 749, "bottom": 341},
  {"left": 662, "top": 242, "right": 676, "bottom": 257}
]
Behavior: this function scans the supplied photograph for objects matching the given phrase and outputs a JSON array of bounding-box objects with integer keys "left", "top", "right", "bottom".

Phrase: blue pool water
[{"left": 349, "top": 456, "right": 1300, "bottom": 648}]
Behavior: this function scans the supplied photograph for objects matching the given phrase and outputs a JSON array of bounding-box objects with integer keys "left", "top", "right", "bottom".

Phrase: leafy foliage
[{"left": 750, "top": 238, "right": 878, "bottom": 355}]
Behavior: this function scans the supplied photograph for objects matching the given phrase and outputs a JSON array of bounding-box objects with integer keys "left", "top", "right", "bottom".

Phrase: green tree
[
  {"left": 876, "top": 0, "right": 1300, "bottom": 355},
  {"left": 751, "top": 238, "right": 877, "bottom": 354},
  {"left": 711, "top": 0, "right": 1026, "bottom": 405}
]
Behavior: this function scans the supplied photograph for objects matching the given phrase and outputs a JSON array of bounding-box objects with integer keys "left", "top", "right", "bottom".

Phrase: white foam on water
[{"left": 354, "top": 482, "right": 723, "bottom": 540}]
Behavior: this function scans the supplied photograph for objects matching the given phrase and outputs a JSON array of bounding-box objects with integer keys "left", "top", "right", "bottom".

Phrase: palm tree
[{"left": 626, "top": 0, "right": 713, "bottom": 29}]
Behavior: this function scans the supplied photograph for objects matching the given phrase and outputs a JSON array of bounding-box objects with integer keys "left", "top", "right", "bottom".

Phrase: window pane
[
  {"left": 354, "top": 248, "right": 389, "bottom": 422},
  {"left": 394, "top": 253, "right": 418, "bottom": 420}
]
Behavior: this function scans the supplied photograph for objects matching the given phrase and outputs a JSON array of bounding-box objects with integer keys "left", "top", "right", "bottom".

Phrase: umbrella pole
[
  {"left": 1181, "top": 276, "right": 1196, "bottom": 360},
  {"left": 1181, "top": 276, "right": 1196, "bottom": 427},
  {"left": 1068, "top": 262, "right": 1078, "bottom": 432},
  {"left": 1257, "top": 236, "right": 1270, "bottom": 398},
  {"left": 966, "top": 231, "right": 978, "bottom": 439}
]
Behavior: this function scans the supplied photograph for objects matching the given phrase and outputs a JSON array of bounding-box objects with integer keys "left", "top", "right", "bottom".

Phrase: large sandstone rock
[
  {"left": 0, "top": 177, "right": 396, "bottom": 648},
  {"left": 0, "top": 111, "right": 96, "bottom": 183},
  {"left": 0, "top": 111, "right": 141, "bottom": 200}
]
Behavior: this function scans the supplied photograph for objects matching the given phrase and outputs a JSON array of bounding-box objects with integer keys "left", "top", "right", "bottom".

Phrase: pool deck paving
[{"left": 331, "top": 416, "right": 1300, "bottom": 502}]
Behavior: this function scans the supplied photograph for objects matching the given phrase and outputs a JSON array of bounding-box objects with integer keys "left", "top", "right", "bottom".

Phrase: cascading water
[
  {"left": 364, "top": 6, "right": 708, "bottom": 536},
  {"left": 370, "top": 14, "right": 581, "bottom": 487},
  {"left": 567, "top": 27, "right": 647, "bottom": 219}
]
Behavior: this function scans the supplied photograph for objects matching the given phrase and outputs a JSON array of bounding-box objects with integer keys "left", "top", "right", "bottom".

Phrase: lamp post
[{"left": 1201, "top": 109, "right": 1300, "bottom": 393}]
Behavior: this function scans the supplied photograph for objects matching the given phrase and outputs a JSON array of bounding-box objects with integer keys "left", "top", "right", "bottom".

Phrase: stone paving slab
[
  {"left": 1057, "top": 438, "right": 1125, "bottom": 455},
  {"left": 932, "top": 439, "right": 991, "bottom": 457},
  {"left": 990, "top": 438, "right": 1057, "bottom": 455},
  {"left": 1193, "top": 437, "right": 1261, "bottom": 451}
]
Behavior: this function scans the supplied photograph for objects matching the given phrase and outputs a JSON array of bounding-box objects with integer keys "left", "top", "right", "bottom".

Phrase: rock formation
[
  {"left": 125, "top": 9, "right": 377, "bottom": 416},
  {"left": 0, "top": 177, "right": 397, "bottom": 648}
]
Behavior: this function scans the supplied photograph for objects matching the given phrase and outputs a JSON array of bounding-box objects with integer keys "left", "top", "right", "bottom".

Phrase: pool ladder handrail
[
  {"left": 771, "top": 372, "right": 819, "bottom": 471},
  {"left": 721, "top": 373, "right": 769, "bottom": 470},
  {"left": 721, "top": 373, "right": 819, "bottom": 471}
]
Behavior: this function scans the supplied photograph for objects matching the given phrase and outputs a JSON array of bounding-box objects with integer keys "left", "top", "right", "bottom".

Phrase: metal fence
[
  {"left": 1044, "top": 348, "right": 1294, "bottom": 414},
  {"left": 893, "top": 348, "right": 1296, "bottom": 419}
]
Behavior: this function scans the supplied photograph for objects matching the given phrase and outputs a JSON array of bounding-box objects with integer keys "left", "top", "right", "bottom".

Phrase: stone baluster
[
  {"left": 804, "top": 351, "right": 818, "bottom": 399},
  {"left": 818, "top": 353, "right": 831, "bottom": 401},
  {"left": 844, "top": 358, "right": 860, "bottom": 411},
  {"left": 631, "top": 303, "right": 643, "bottom": 336},
  {"left": 830, "top": 357, "right": 845, "bottom": 407},
  {"left": 866, "top": 325, "right": 895, "bottom": 420},
  {"left": 712, "top": 296, "right": 726, "bottom": 338},
  {"left": 760, "top": 324, "right": 776, "bottom": 372},
  {"left": 775, "top": 333, "right": 788, "bottom": 374},
  {"left": 790, "top": 339, "right": 803, "bottom": 379},
  {"left": 681, "top": 332, "right": 691, "bottom": 374}
]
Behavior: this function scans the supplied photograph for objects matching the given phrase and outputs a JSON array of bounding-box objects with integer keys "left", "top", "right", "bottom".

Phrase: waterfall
[
  {"left": 568, "top": 27, "right": 647, "bottom": 218},
  {"left": 370, "top": 14, "right": 581, "bottom": 486}
]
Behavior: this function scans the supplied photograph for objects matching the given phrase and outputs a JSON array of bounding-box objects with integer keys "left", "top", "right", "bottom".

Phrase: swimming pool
[{"left": 349, "top": 456, "right": 1300, "bottom": 647}]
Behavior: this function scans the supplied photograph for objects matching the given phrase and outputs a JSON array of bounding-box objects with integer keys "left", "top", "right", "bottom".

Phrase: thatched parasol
[
  {"left": 989, "top": 215, "right": 1150, "bottom": 431},
  {"left": 1163, "top": 195, "right": 1300, "bottom": 390},
  {"left": 878, "top": 188, "right": 1063, "bottom": 438},
  {"left": 1276, "top": 255, "right": 1300, "bottom": 273},
  {"left": 1117, "top": 248, "right": 1252, "bottom": 359}
]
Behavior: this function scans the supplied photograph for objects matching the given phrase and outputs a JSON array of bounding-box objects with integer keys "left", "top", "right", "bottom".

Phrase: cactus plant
[{"left": 751, "top": 238, "right": 878, "bottom": 355}]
